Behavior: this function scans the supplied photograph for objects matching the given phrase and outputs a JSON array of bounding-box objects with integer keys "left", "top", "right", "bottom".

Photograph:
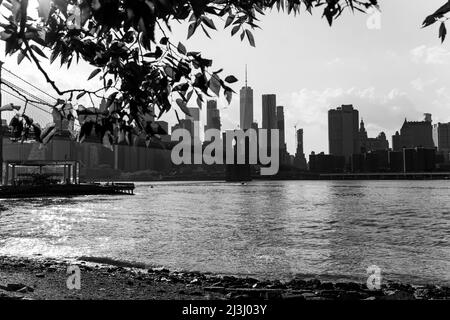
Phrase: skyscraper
[
  {"left": 276, "top": 106, "right": 286, "bottom": 150},
  {"left": 296, "top": 129, "right": 304, "bottom": 156},
  {"left": 205, "top": 100, "right": 221, "bottom": 131},
  {"left": 262, "top": 94, "right": 277, "bottom": 130},
  {"left": 187, "top": 107, "right": 200, "bottom": 142},
  {"left": 328, "top": 104, "right": 359, "bottom": 162},
  {"left": 239, "top": 66, "right": 253, "bottom": 130},
  {"left": 294, "top": 128, "right": 307, "bottom": 169},
  {"left": 433, "top": 122, "right": 450, "bottom": 162},
  {"left": 276, "top": 106, "right": 288, "bottom": 165}
]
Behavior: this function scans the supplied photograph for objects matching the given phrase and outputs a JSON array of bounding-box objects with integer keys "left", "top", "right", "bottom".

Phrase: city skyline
[
  {"left": 1, "top": 0, "right": 449, "bottom": 157},
  {"left": 1, "top": 0, "right": 450, "bottom": 306}
]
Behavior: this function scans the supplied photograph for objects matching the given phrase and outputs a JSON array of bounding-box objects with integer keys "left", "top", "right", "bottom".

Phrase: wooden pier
[{"left": 0, "top": 160, "right": 135, "bottom": 198}]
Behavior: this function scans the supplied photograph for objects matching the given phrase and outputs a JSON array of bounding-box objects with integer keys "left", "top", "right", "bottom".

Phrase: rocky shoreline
[{"left": 0, "top": 256, "right": 449, "bottom": 300}]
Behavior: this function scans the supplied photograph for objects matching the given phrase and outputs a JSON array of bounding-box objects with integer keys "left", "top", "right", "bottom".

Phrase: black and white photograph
[{"left": 0, "top": 0, "right": 449, "bottom": 316}]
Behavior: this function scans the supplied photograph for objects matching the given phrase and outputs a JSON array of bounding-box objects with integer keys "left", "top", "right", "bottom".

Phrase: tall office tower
[
  {"left": 294, "top": 128, "right": 307, "bottom": 169},
  {"left": 276, "top": 106, "right": 287, "bottom": 165},
  {"left": 239, "top": 67, "right": 253, "bottom": 130},
  {"left": 296, "top": 129, "right": 304, "bottom": 155},
  {"left": 261, "top": 94, "right": 277, "bottom": 157},
  {"left": 433, "top": 122, "right": 450, "bottom": 161},
  {"left": 328, "top": 104, "right": 360, "bottom": 162},
  {"left": 392, "top": 115, "right": 434, "bottom": 151},
  {"left": 187, "top": 107, "right": 201, "bottom": 142},
  {"left": 358, "top": 119, "right": 368, "bottom": 153},
  {"left": 276, "top": 106, "right": 286, "bottom": 150},
  {"left": 262, "top": 94, "right": 277, "bottom": 130},
  {"left": 205, "top": 100, "right": 221, "bottom": 131}
]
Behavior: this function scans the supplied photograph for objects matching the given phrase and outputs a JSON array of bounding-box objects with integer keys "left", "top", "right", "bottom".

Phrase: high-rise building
[
  {"left": 262, "top": 94, "right": 277, "bottom": 155},
  {"left": 205, "top": 100, "right": 221, "bottom": 131},
  {"left": 239, "top": 67, "right": 253, "bottom": 130},
  {"left": 358, "top": 119, "right": 368, "bottom": 153},
  {"left": 294, "top": 128, "right": 307, "bottom": 170},
  {"left": 328, "top": 104, "right": 359, "bottom": 162},
  {"left": 392, "top": 115, "right": 434, "bottom": 151},
  {"left": 433, "top": 122, "right": 450, "bottom": 161},
  {"left": 262, "top": 94, "right": 277, "bottom": 130},
  {"left": 187, "top": 107, "right": 200, "bottom": 142},
  {"left": 276, "top": 106, "right": 286, "bottom": 150},
  {"left": 296, "top": 129, "right": 304, "bottom": 156},
  {"left": 276, "top": 106, "right": 288, "bottom": 165}
]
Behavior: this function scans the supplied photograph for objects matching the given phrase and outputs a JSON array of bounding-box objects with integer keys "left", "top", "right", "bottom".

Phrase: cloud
[
  {"left": 326, "top": 57, "right": 344, "bottom": 66},
  {"left": 410, "top": 78, "right": 438, "bottom": 91},
  {"left": 284, "top": 87, "right": 420, "bottom": 155},
  {"left": 410, "top": 45, "right": 450, "bottom": 65}
]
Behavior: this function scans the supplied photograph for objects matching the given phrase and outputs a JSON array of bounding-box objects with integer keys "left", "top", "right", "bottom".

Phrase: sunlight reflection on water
[{"left": 0, "top": 180, "right": 449, "bottom": 285}]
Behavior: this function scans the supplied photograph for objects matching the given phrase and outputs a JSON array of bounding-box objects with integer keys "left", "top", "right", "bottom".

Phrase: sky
[{"left": 1, "top": 0, "right": 450, "bottom": 156}]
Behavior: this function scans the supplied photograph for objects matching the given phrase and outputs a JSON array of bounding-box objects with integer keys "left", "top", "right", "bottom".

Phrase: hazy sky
[{"left": 1, "top": 0, "right": 450, "bottom": 155}]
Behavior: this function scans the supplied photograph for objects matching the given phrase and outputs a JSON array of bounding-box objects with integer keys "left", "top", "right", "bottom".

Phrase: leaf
[
  {"left": 187, "top": 22, "right": 199, "bottom": 39},
  {"left": 105, "top": 92, "right": 119, "bottom": 109},
  {"left": 231, "top": 25, "right": 240, "bottom": 36},
  {"left": 76, "top": 91, "right": 86, "bottom": 99},
  {"left": 177, "top": 42, "right": 187, "bottom": 55},
  {"left": 30, "top": 44, "right": 47, "bottom": 58},
  {"left": 201, "top": 25, "right": 211, "bottom": 38},
  {"left": 225, "top": 14, "right": 235, "bottom": 28},
  {"left": 422, "top": 15, "right": 437, "bottom": 28},
  {"left": 202, "top": 16, "right": 216, "bottom": 30},
  {"left": 88, "top": 68, "right": 101, "bottom": 80},
  {"left": 17, "top": 50, "right": 27, "bottom": 65},
  {"left": 176, "top": 98, "right": 191, "bottom": 116},
  {"left": 225, "top": 90, "right": 233, "bottom": 104},
  {"left": 173, "top": 82, "right": 189, "bottom": 92},
  {"left": 196, "top": 96, "right": 202, "bottom": 109},
  {"left": 245, "top": 30, "right": 255, "bottom": 47},
  {"left": 225, "top": 75, "right": 238, "bottom": 84},
  {"left": 209, "top": 74, "right": 221, "bottom": 96},
  {"left": 422, "top": 1, "right": 450, "bottom": 28},
  {"left": 160, "top": 37, "right": 169, "bottom": 45},
  {"left": 164, "top": 66, "right": 175, "bottom": 78},
  {"left": 439, "top": 22, "right": 447, "bottom": 43},
  {"left": 186, "top": 90, "right": 193, "bottom": 102},
  {"left": 106, "top": 79, "right": 113, "bottom": 90}
]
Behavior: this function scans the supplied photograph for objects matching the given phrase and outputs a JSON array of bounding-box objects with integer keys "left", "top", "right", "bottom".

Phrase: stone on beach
[{"left": 1, "top": 256, "right": 449, "bottom": 300}]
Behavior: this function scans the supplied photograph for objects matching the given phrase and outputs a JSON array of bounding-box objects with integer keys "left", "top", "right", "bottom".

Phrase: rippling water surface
[{"left": 0, "top": 180, "right": 449, "bottom": 285}]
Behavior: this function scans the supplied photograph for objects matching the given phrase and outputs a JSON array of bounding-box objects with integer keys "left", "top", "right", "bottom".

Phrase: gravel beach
[{"left": 1, "top": 256, "right": 449, "bottom": 300}]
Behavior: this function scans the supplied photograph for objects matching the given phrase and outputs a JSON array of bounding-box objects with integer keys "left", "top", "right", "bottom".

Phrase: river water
[{"left": 0, "top": 180, "right": 449, "bottom": 285}]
